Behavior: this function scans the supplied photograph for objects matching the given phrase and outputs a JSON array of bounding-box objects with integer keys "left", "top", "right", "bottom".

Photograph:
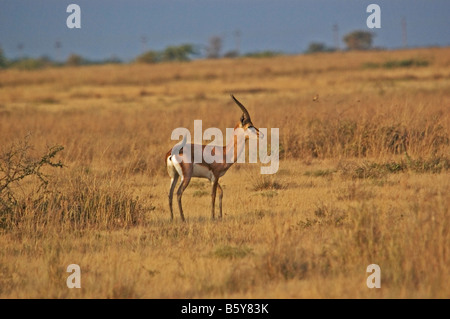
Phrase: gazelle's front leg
[
  {"left": 217, "top": 183, "right": 223, "bottom": 219},
  {"left": 211, "top": 180, "right": 219, "bottom": 219}
]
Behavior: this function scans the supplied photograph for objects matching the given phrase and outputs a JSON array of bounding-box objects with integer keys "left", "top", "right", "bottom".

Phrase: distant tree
[
  {"left": 343, "top": 31, "right": 375, "bottom": 50},
  {"left": 0, "top": 48, "right": 8, "bottom": 68},
  {"left": 10, "top": 57, "right": 51, "bottom": 70},
  {"left": 244, "top": 51, "right": 282, "bottom": 58},
  {"left": 161, "top": 44, "right": 197, "bottom": 62},
  {"left": 66, "top": 54, "right": 84, "bottom": 66},
  {"left": 306, "top": 42, "right": 334, "bottom": 54},
  {"left": 37, "top": 56, "right": 54, "bottom": 67},
  {"left": 104, "top": 55, "right": 122, "bottom": 64},
  {"left": 206, "top": 36, "right": 222, "bottom": 59},
  {"left": 135, "top": 50, "right": 160, "bottom": 64},
  {"left": 223, "top": 50, "right": 239, "bottom": 58},
  {"left": 134, "top": 44, "right": 197, "bottom": 64}
]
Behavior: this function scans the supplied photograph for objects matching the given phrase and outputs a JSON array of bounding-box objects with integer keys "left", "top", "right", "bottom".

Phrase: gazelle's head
[{"left": 231, "top": 94, "right": 264, "bottom": 140}]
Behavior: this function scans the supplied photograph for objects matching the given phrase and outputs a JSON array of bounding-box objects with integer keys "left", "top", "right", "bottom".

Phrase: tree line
[{"left": 0, "top": 30, "right": 375, "bottom": 70}]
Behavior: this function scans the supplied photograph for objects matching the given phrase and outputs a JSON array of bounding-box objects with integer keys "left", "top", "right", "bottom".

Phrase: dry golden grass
[{"left": 0, "top": 47, "right": 449, "bottom": 298}]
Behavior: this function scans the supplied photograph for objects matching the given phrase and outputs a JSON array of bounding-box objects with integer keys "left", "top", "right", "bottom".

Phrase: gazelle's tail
[{"left": 170, "top": 134, "right": 187, "bottom": 157}]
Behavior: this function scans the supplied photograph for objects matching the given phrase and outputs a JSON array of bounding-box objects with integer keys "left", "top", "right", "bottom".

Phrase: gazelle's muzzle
[
  {"left": 249, "top": 125, "right": 263, "bottom": 139},
  {"left": 257, "top": 127, "right": 264, "bottom": 139}
]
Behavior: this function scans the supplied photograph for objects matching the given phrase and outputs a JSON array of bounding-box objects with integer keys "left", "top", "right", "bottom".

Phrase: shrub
[
  {"left": 251, "top": 176, "right": 284, "bottom": 191},
  {"left": 0, "top": 136, "right": 63, "bottom": 229}
]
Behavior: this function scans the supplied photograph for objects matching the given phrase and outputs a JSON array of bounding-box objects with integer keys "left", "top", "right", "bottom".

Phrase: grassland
[{"left": 0, "top": 47, "right": 449, "bottom": 298}]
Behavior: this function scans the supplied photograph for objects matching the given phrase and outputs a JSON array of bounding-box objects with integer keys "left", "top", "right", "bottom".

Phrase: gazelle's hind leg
[
  {"left": 167, "top": 155, "right": 179, "bottom": 221},
  {"left": 177, "top": 176, "right": 191, "bottom": 222},
  {"left": 168, "top": 175, "right": 179, "bottom": 220},
  {"left": 169, "top": 155, "right": 191, "bottom": 222}
]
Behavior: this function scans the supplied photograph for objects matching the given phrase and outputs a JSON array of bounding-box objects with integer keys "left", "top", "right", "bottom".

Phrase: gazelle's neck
[{"left": 224, "top": 125, "right": 247, "bottom": 168}]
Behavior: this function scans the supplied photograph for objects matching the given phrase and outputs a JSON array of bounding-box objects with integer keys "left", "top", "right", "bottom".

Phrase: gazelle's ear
[{"left": 240, "top": 114, "right": 245, "bottom": 125}]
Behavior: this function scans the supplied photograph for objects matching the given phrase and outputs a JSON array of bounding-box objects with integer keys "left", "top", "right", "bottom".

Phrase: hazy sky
[{"left": 1, "top": 0, "right": 449, "bottom": 61}]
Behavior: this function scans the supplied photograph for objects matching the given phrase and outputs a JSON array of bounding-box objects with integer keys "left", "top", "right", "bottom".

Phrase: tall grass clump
[
  {"left": 290, "top": 112, "right": 449, "bottom": 160},
  {"left": 362, "top": 58, "right": 430, "bottom": 69},
  {"left": 0, "top": 137, "right": 145, "bottom": 232},
  {"left": 19, "top": 171, "right": 146, "bottom": 232},
  {"left": 339, "top": 154, "right": 450, "bottom": 180},
  {"left": 339, "top": 200, "right": 449, "bottom": 295}
]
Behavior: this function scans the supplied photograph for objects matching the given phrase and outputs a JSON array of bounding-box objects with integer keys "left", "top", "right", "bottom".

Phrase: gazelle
[{"left": 165, "top": 94, "right": 263, "bottom": 221}]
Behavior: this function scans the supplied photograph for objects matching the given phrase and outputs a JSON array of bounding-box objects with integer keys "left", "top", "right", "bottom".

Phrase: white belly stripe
[{"left": 192, "top": 164, "right": 215, "bottom": 181}]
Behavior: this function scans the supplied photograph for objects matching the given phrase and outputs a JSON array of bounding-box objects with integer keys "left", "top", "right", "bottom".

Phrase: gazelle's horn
[{"left": 230, "top": 94, "right": 251, "bottom": 123}]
